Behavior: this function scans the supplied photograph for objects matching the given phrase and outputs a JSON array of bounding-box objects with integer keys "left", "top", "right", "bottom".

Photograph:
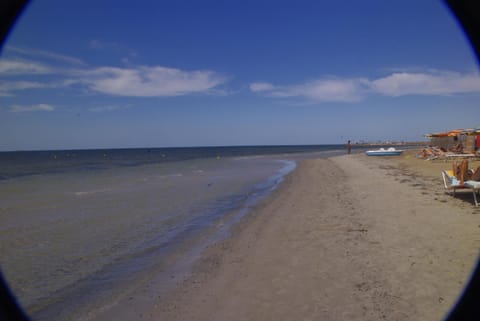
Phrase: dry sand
[{"left": 96, "top": 152, "right": 480, "bottom": 321}]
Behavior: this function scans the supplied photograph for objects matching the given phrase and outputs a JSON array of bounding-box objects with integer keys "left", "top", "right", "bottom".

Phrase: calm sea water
[{"left": 0, "top": 145, "right": 344, "bottom": 321}]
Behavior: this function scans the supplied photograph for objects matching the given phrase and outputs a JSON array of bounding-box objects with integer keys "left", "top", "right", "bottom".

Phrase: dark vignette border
[{"left": 0, "top": 1, "right": 479, "bottom": 320}]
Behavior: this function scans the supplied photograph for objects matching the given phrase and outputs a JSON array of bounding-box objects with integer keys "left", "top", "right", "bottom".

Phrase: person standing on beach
[{"left": 347, "top": 140, "right": 352, "bottom": 154}]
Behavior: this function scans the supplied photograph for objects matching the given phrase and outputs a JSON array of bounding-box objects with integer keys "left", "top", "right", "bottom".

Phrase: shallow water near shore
[{"left": 0, "top": 146, "right": 344, "bottom": 320}]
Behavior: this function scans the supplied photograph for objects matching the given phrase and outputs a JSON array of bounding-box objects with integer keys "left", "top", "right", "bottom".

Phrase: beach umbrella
[
  {"left": 427, "top": 129, "right": 462, "bottom": 137},
  {"left": 446, "top": 129, "right": 464, "bottom": 136},
  {"left": 462, "top": 128, "right": 480, "bottom": 136}
]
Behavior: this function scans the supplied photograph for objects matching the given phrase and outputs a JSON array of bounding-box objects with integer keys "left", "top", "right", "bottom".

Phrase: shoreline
[{"left": 91, "top": 153, "right": 480, "bottom": 321}]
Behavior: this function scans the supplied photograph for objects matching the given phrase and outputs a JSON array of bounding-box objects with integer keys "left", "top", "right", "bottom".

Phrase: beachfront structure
[{"left": 426, "top": 128, "right": 480, "bottom": 154}]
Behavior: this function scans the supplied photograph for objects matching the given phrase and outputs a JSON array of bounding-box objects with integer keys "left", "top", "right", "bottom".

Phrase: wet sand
[{"left": 94, "top": 152, "right": 480, "bottom": 321}]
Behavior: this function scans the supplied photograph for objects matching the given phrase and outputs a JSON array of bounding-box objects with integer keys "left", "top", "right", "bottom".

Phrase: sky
[{"left": 0, "top": 0, "right": 479, "bottom": 151}]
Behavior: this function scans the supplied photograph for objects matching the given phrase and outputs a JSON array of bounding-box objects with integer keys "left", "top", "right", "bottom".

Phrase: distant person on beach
[{"left": 347, "top": 140, "right": 352, "bottom": 154}]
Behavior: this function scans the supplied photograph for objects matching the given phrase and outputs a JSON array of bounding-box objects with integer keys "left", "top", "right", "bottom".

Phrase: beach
[
  {"left": 90, "top": 152, "right": 480, "bottom": 321},
  {"left": 0, "top": 146, "right": 339, "bottom": 320}
]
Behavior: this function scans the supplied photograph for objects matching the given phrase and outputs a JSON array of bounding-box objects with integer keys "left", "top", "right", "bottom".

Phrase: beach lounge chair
[
  {"left": 442, "top": 170, "right": 480, "bottom": 206},
  {"left": 445, "top": 152, "right": 476, "bottom": 160},
  {"left": 464, "top": 180, "right": 480, "bottom": 206},
  {"left": 442, "top": 170, "right": 465, "bottom": 196},
  {"left": 417, "top": 146, "right": 446, "bottom": 160},
  {"left": 468, "top": 166, "right": 480, "bottom": 181},
  {"left": 449, "top": 142, "right": 464, "bottom": 153}
]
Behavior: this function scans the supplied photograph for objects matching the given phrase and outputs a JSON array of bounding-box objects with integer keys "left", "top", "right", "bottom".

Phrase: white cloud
[
  {"left": 89, "top": 105, "right": 130, "bottom": 112},
  {"left": 370, "top": 71, "right": 480, "bottom": 96},
  {"left": 250, "top": 70, "right": 480, "bottom": 102},
  {"left": 289, "top": 78, "right": 367, "bottom": 102},
  {"left": 249, "top": 82, "right": 275, "bottom": 92},
  {"left": 250, "top": 78, "right": 367, "bottom": 102},
  {"left": 5, "top": 46, "right": 85, "bottom": 65},
  {"left": 0, "top": 47, "right": 227, "bottom": 97},
  {"left": 77, "top": 66, "right": 227, "bottom": 97},
  {"left": 0, "top": 59, "right": 52, "bottom": 75},
  {"left": 0, "top": 63, "right": 226, "bottom": 97},
  {"left": 9, "top": 104, "right": 55, "bottom": 113},
  {"left": 0, "top": 81, "right": 56, "bottom": 96},
  {"left": 4, "top": 47, "right": 480, "bottom": 102}
]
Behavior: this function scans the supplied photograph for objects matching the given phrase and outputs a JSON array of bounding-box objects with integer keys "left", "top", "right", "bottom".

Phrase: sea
[{"left": 0, "top": 145, "right": 347, "bottom": 321}]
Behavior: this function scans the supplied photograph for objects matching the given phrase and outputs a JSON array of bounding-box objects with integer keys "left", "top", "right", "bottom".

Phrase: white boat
[{"left": 365, "top": 147, "right": 404, "bottom": 156}]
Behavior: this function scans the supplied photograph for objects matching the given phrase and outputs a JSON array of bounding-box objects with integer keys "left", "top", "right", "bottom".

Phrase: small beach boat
[{"left": 365, "top": 147, "right": 404, "bottom": 156}]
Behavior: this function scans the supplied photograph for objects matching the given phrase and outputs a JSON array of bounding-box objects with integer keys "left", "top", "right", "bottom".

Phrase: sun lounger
[
  {"left": 417, "top": 146, "right": 446, "bottom": 160},
  {"left": 445, "top": 152, "right": 476, "bottom": 159},
  {"left": 464, "top": 180, "right": 480, "bottom": 206},
  {"left": 468, "top": 166, "right": 480, "bottom": 181},
  {"left": 442, "top": 170, "right": 480, "bottom": 206},
  {"left": 417, "top": 147, "right": 475, "bottom": 161},
  {"left": 442, "top": 170, "right": 465, "bottom": 196}
]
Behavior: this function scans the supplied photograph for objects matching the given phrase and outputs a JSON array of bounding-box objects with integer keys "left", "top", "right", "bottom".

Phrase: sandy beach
[{"left": 92, "top": 152, "right": 480, "bottom": 321}]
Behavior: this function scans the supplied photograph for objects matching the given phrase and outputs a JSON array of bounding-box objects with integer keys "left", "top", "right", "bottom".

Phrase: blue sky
[{"left": 1, "top": 0, "right": 479, "bottom": 151}]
